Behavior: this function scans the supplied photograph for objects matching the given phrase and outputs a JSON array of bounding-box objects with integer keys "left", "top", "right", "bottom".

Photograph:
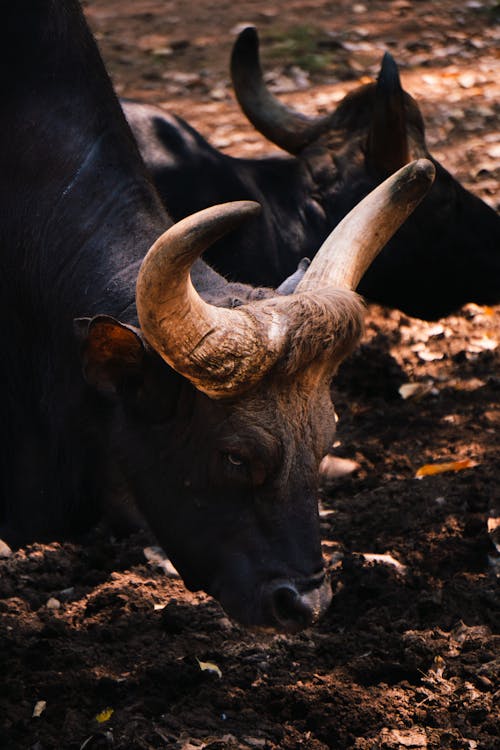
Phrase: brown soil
[{"left": 1, "top": 2, "right": 499, "bottom": 749}]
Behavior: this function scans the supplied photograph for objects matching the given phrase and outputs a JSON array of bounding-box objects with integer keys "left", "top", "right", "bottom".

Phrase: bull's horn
[
  {"left": 137, "top": 163, "right": 435, "bottom": 398},
  {"left": 366, "top": 52, "right": 410, "bottom": 175},
  {"left": 136, "top": 201, "right": 288, "bottom": 398},
  {"left": 296, "top": 159, "right": 436, "bottom": 293},
  {"left": 231, "top": 27, "right": 331, "bottom": 154}
]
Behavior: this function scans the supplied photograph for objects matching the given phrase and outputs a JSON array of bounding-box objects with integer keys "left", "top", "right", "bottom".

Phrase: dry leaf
[
  {"left": 458, "top": 72, "right": 477, "bottom": 89},
  {"left": 464, "top": 303, "right": 494, "bottom": 318},
  {"left": 379, "top": 728, "right": 428, "bottom": 748},
  {"left": 136, "top": 33, "right": 170, "bottom": 52},
  {"left": 417, "top": 349, "right": 444, "bottom": 362},
  {"left": 362, "top": 553, "right": 407, "bottom": 573},
  {"left": 0, "top": 539, "right": 12, "bottom": 558},
  {"left": 416, "top": 459, "right": 477, "bottom": 478},
  {"left": 197, "top": 659, "right": 222, "bottom": 678},
  {"left": 427, "top": 323, "right": 445, "bottom": 337},
  {"left": 431, "top": 655, "right": 446, "bottom": 678},
  {"left": 32, "top": 700, "right": 47, "bottom": 718},
  {"left": 399, "top": 382, "right": 435, "bottom": 401},
  {"left": 319, "top": 455, "right": 360, "bottom": 479},
  {"left": 95, "top": 707, "right": 114, "bottom": 724},
  {"left": 486, "top": 145, "right": 500, "bottom": 160},
  {"left": 469, "top": 336, "right": 497, "bottom": 352},
  {"left": 487, "top": 516, "right": 500, "bottom": 554}
]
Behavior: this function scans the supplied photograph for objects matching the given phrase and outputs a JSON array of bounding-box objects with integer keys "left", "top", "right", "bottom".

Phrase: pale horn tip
[
  {"left": 413, "top": 157, "right": 436, "bottom": 182},
  {"left": 392, "top": 158, "right": 436, "bottom": 203}
]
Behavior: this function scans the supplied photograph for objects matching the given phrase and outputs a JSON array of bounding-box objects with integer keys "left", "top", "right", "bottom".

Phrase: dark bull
[
  {"left": 124, "top": 27, "right": 500, "bottom": 320},
  {"left": 0, "top": 1, "right": 433, "bottom": 631}
]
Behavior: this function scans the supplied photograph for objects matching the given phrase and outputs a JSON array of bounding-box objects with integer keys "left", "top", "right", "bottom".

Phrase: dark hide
[
  {"left": 123, "top": 45, "right": 500, "bottom": 321},
  {"left": 0, "top": 0, "right": 168, "bottom": 542},
  {"left": 0, "top": 1, "right": 362, "bottom": 630}
]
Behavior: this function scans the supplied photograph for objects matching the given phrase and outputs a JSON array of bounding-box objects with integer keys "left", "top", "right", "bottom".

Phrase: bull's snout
[{"left": 263, "top": 573, "right": 332, "bottom": 633}]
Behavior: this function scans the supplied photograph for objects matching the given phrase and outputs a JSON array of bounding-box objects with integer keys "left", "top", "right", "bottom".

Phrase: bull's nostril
[{"left": 270, "top": 583, "right": 314, "bottom": 631}]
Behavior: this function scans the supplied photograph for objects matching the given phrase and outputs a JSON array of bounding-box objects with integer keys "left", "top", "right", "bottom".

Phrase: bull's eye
[
  {"left": 226, "top": 452, "right": 244, "bottom": 467},
  {"left": 215, "top": 450, "right": 263, "bottom": 487}
]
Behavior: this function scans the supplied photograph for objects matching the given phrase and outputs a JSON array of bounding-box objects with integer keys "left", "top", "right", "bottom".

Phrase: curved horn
[
  {"left": 366, "top": 52, "right": 409, "bottom": 175},
  {"left": 296, "top": 159, "right": 436, "bottom": 293},
  {"left": 136, "top": 201, "right": 289, "bottom": 399},
  {"left": 231, "top": 26, "right": 331, "bottom": 154},
  {"left": 137, "top": 163, "right": 435, "bottom": 399}
]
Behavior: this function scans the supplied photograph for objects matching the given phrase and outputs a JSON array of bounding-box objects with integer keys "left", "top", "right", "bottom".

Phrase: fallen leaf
[
  {"left": 415, "top": 459, "right": 477, "bottom": 478},
  {"left": 379, "top": 728, "right": 428, "bottom": 748},
  {"left": 487, "top": 517, "right": 500, "bottom": 534},
  {"left": 319, "top": 455, "right": 360, "bottom": 479},
  {"left": 463, "top": 302, "right": 494, "bottom": 317},
  {"left": 417, "top": 349, "right": 444, "bottom": 362},
  {"left": 427, "top": 323, "right": 445, "bottom": 337},
  {"left": 32, "top": 700, "right": 47, "bottom": 718},
  {"left": 486, "top": 144, "right": 500, "bottom": 160},
  {"left": 0, "top": 539, "right": 12, "bottom": 558},
  {"left": 430, "top": 655, "right": 446, "bottom": 678},
  {"left": 180, "top": 741, "right": 208, "bottom": 750},
  {"left": 487, "top": 516, "right": 500, "bottom": 554},
  {"left": 422, "top": 73, "right": 439, "bottom": 86},
  {"left": 197, "top": 659, "right": 222, "bottom": 678},
  {"left": 399, "top": 382, "right": 435, "bottom": 400},
  {"left": 469, "top": 336, "right": 497, "bottom": 351},
  {"left": 136, "top": 33, "right": 170, "bottom": 51},
  {"left": 362, "top": 553, "right": 407, "bottom": 573},
  {"left": 458, "top": 72, "right": 477, "bottom": 89},
  {"left": 95, "top": 707, "right": 114, "bottom": 724}
]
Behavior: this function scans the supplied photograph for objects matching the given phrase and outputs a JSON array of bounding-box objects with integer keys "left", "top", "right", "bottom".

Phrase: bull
[
  {"left": 124, "top": 27, "right": 500, "bottom": 320},
  {"left": 0, "top": 1, "right": 433, "bottom": 631}
]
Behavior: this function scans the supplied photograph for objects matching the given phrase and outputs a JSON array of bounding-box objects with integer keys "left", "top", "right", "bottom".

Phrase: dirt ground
[{"left": 1, "top": 1, "right": 499, "bottom": 749}]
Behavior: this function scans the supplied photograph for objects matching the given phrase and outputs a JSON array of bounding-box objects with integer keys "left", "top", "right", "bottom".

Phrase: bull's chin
[{"left": 212, "top": 572, "right": 333, "bottom": 633}]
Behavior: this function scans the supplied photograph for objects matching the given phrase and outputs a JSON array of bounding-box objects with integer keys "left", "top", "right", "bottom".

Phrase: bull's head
[
  {"left": 231, "top": 28, "right": 500, "bottom": 319},
  {"left": 79, "top": 161, "right": 434, "bottom": 631}
]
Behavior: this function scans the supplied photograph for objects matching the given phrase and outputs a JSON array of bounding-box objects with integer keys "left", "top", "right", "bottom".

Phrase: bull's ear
[
  {"left": 276, "top": 258, "right": 311, "bottom": 295},
  {"left": 366, "top": 52, "right": 409, "bottom": 175},
  {"left": 76, "top": 315, "right": 145, "bottom": 396}
]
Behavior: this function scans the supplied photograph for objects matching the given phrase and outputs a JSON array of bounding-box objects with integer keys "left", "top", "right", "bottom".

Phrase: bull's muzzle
[{"left": 262, "top": 572, "right": 332, "bottom": 633}]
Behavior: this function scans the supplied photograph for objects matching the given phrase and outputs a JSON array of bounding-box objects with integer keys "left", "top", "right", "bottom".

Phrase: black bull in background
[
  {"left": 124, "top": 27, "right": 500, "bottom": 321},
  {"left": 0, "top": 1, "right": 435, "bottom": 631}
]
